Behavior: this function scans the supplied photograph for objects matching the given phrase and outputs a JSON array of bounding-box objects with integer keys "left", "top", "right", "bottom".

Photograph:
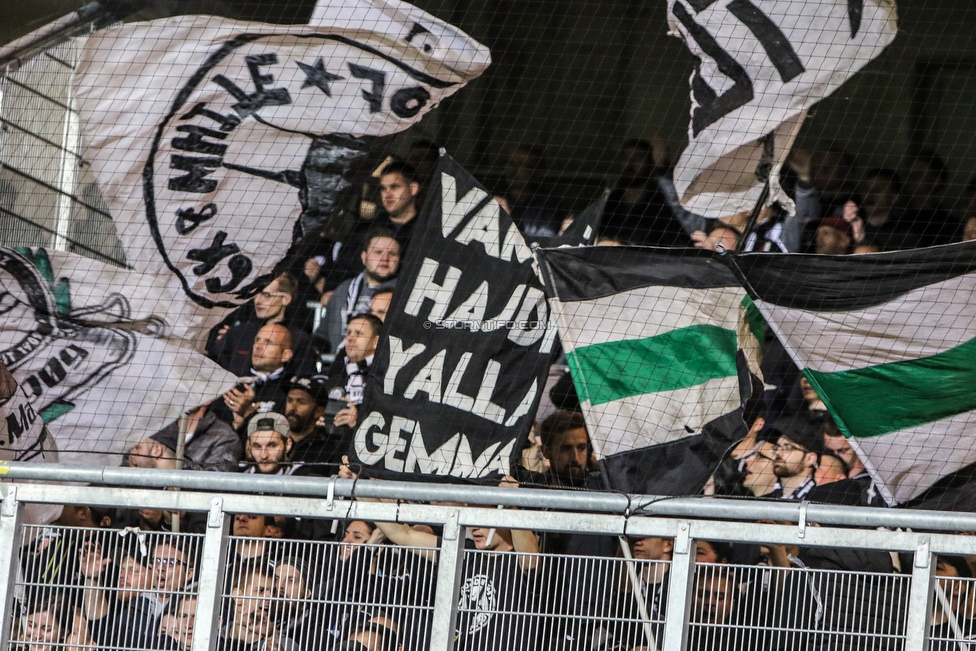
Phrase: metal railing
[{"left": 1, "top": 462, "right": 975, "bottom": 651}]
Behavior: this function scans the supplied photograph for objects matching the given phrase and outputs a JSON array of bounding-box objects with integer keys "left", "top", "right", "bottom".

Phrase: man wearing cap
[
  {"left": 244, "top": 413, "right": 316, "bottom": 476},
  {"left": 769, "top": 426, "right": 821, "bottom": 501},
  {"left": 132, "top": 404, "right": 241, "bottom": 473},
  {"left": 285, "top": 375, "right": 352, "bottom": 472}
]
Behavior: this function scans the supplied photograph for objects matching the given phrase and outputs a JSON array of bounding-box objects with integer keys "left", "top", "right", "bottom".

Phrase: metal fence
[{"left": 1, "top": 464, "right": 976, "bottom": 651}]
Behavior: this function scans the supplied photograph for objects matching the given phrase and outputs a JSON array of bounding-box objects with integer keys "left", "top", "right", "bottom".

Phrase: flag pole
[
  {"left": 734, "top": 178, "right": 770, "bottom": 252},
  {"left": 171, "top": 413, "right": 188, "bottom": 534}
]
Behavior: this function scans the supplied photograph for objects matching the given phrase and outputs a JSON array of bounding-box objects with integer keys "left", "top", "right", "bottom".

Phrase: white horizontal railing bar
[
  {"left": 4, "top": 462, "right": 976, "bottom": 533},
  {"left": 4, "top": 481, "right": 976, "bottom": 556}
]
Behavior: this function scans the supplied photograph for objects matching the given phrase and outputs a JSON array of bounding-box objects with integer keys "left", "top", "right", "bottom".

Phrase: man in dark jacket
[{"left": 284, "top": 375, "right": 350, "bottom": 475}]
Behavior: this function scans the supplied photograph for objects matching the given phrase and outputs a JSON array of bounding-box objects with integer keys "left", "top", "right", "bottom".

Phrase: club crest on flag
[
  {"left": 0, "top": 248, "right": 135, "bottom": 445},
  {"left": 74, "top": 10, "right": 490, "bottom": 313}
]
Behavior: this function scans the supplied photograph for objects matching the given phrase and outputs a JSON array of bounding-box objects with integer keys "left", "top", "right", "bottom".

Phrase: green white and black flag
[
  {"left": 538, "top": 246, "right": 764, "bottom": 494},
  {"left": 736, "top": 242, "right": 976, "bottom": 505}
]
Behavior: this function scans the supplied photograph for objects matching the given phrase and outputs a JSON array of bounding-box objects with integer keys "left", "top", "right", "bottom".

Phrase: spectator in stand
[
  {"left": 220, "top": 323, "right": 295, "bottom": 431},
  {"left": 314, "top": 227, "right": 400, "bottom": 356},
  {"left": 815, "top": 453, "right": 849, "bottom": 486},
  {"left": 769, "top": 424, "right": 821, "bottom": 501},
  {"left": 218, "top": 563, "right": 292, "bottom": 651},
  {"left": 152, "top": 538, "right": 199, "bottom": 610},
  {"left": 369, "top": 285, "right": 394, "bottom": 322},
  {"left": 231, "top": 515, "right": 290, "bottom": 565},
  {"left": 158, "top": 595, "right": 196, "bottom": 651},
  {"left": 902, "top": 149, "right": 957, "bottom": 247},
  {"left": 284, "top": 375, "right": 349, "bottom": 472},
  {"left": 207, "top": 273, "right": 315, "bottom": 376},
  {"left": 591, "top": 535, "right": 674, "bottom": 651},
  {"left": 243, "top": 413, "right": 315, "bottom": 477},
  {"left": 128, "top": 403, "right": 240, "bottom": 472},
  {"left": 271, "top": 557, "right": 320, "bottom": 651},
  {"left": 19, "top": 591, "right": 70, "bottom": 651},
  {"left": 535, "top": 410, "right": 597, "bottom": 489},
  {"left": 688, "top": 567, "right": 742, "bottom": 651},
  {"left": 22, "top": 505, "right": 113, "bottom": 587},
  {"left": 931, "top": 555, "right": 976, "bottom": 651},
  {"left": 858, "top": 169, "right": 915, "bottom": 250},
  {"left": 325, "top": 314, "right": 382, "bottom": 429},
  {"left": 602, "top": 139, "right": 688, "bottom": 246},
  {"left": 502, "top": 144, "right": 563, "bottom": 240},
  {"left": 78, "top": 540, "right": 159, "bottom": 651},
  {"left": 696, "top": 540, "right": 733, "bottom": 565},
  {"left": 823, "top": 418, "right": 886, "bottom": 506}
]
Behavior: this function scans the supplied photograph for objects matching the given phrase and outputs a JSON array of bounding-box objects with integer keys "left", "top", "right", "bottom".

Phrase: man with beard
[
  {"left": 243, "top": 413, "right": 314, "bottom": 477},
  {"left": 314, "top": 227, "right": 400, "bottom": 356},
  {"left": 769, "top": 426, "right": 821, "bottom": 501},
  {"left": 600, "top": 139, "right": 688, "bottom": 246},
  {"left": 538, "top": 411, "right": 596, "bottom": 488},
  {"left": 284, "top": 375, "right": 350, "bottom": 474}
]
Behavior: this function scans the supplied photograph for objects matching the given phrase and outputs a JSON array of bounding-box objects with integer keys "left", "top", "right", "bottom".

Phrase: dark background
[{"left": 3, "top": 0, "right": 976, "bottom": 211}]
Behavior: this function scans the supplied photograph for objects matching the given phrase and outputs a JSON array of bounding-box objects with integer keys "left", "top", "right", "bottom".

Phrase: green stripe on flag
[
  {"left": 741, "top": 295, "right": 765, "bottom": 353},
  {"left": 567, "top": 324, "right": 739, "bottom": 406},
  {"left": 804, "top": 336, "right": 976, "bottom": 439}
]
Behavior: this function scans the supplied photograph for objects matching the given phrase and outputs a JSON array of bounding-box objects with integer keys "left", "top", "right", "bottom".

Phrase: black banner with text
[{"left": 351, "top": 154, "right": 554, "bottom": 479}]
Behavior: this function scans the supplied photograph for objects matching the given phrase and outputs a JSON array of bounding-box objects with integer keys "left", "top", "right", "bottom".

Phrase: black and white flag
[
  {"left": 72, "top": 4, "right": 490, "bottom": 347},
  {"left": 352, "top": 154, "right": 555, "bottom": 478},
  {"left": 668, "top": 0, "right": 897, "bottom": 219},
  {"left": 0, "top": 247, "right": 236, "bottom": 467}
]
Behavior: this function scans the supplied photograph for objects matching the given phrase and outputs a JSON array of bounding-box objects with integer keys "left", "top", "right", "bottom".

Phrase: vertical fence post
[
  {"left": 0, "top": 485, "right": 24, "bottom": 651},
  {"left": 429, "top": 510, "right": 465, "bottom": 651},
  {"left": 192, "top": 497, "right": 230, "bottom": 651},
  {"left": 905, "top": 535, "right": 934, "bottom": 651},
  {"left": 662, "top": 521, "right": 695, "bottom": 651}
]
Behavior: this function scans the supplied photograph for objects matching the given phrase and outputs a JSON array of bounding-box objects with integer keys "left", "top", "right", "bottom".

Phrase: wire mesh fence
[
  {"left": 3, "top": 508, "right": 970, "bottom": 651},
  {"left": 1, "top": 0, "right": 976, "bottom": 564}
]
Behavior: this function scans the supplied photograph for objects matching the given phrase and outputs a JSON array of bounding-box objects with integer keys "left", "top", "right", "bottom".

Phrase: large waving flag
[
  {"left": 0, "top": 246, "right": 236, "bottom": 467},
  {"left": 538, "top": 246, "right": 763, "bottom": 494},
  {"left": 668, "top": 0, "right": 897, "bottom": 218},
  {"left": 353, "top": 154, "right": 553, "bottom": 478},
  {"left": 72, "top": 4, "right": 490, "bottom": 345},
  {"left": 735, "top": 242, "right": 976, "bottom": 505}
]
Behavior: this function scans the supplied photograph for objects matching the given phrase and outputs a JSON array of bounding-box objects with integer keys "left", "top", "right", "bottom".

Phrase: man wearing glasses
[
  {"left": 768, "top": 424, "right": 823, "bottom": 501},
  {"left": 151, "top": 539, "right": 199, "bottom": 610},
  {"left": 207, "top": 273, "right": 316, "bottom": 376}
]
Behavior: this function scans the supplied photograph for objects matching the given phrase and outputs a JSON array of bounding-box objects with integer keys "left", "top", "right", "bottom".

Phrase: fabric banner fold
[
  {"left": 668, "top": 0, "right": 897, "bottom": 218},
  {"left": 72, "top": 3, "right": 490, "bottom": 346},
  {"left": 0, "top": 246, "right": 237, "bottom": 467},
  {"left": 735, "top": 241, "right": 976, "bottom": 505},
  {"left": 538, "top": 246, "right": 763, "bottom": 494}
]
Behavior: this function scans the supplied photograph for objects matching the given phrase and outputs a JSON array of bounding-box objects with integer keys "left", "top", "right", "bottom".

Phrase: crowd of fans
[{"left": 13, "top": 138, "right": 976, "bottom": 651}]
